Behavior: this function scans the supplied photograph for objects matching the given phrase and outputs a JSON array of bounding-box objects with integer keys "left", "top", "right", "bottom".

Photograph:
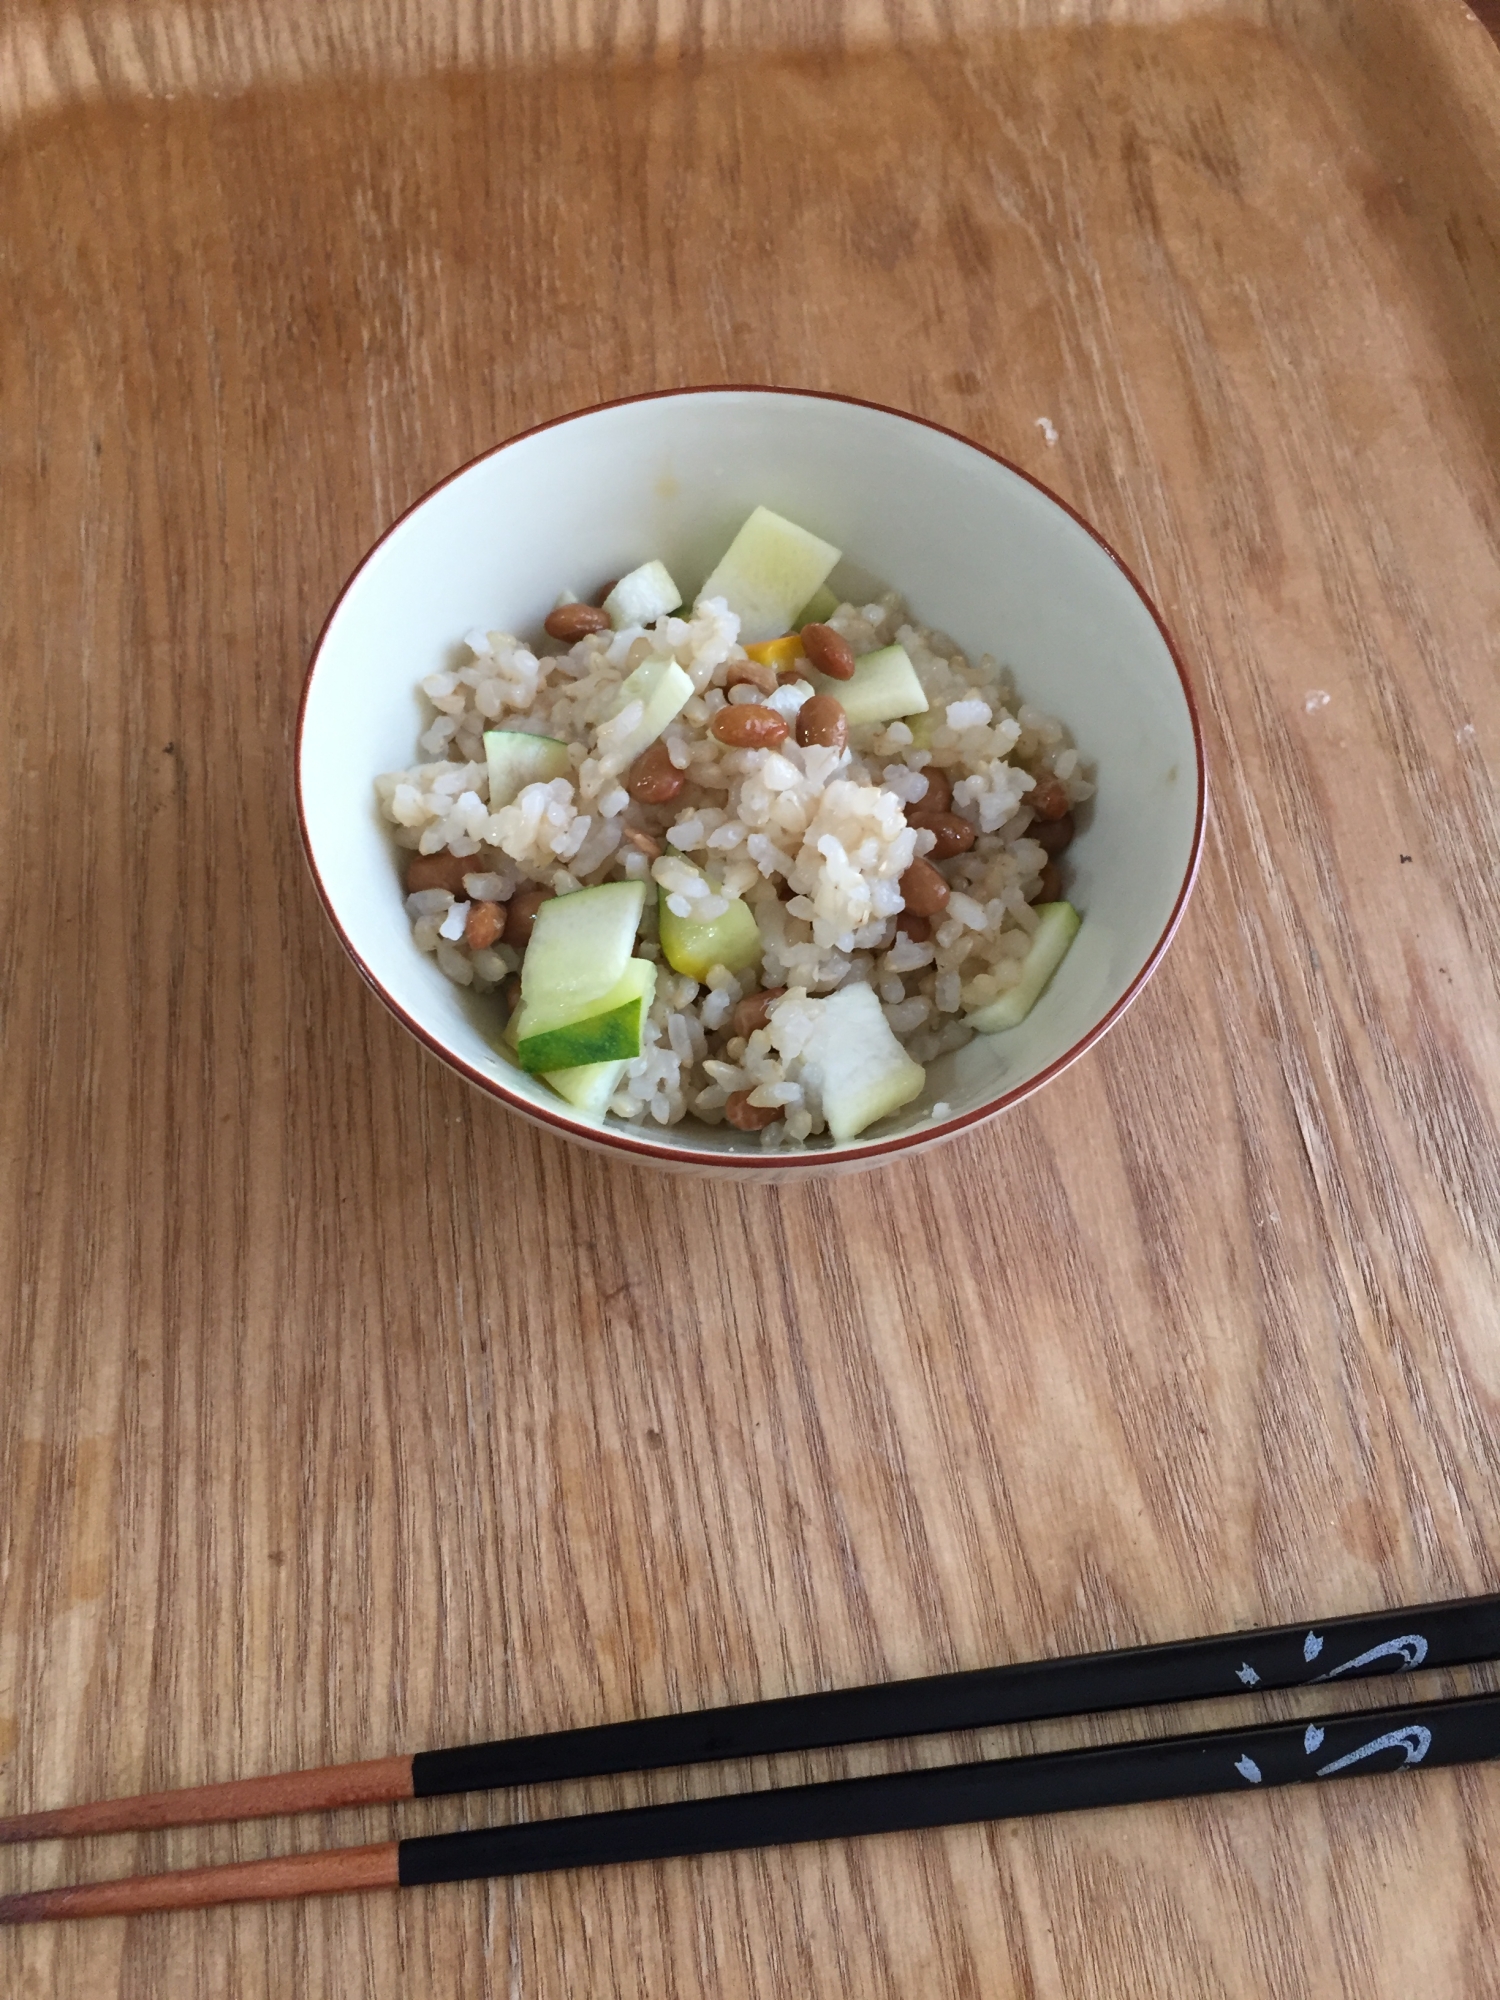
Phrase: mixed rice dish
[{"left": 375, "top": 506, "right": 1091, "bottom": 1147}]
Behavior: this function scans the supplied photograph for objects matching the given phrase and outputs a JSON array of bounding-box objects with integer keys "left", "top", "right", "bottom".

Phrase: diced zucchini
[
  {"left": 517, "top": 956, "right": 656, "bottom": 1072},
  {"left": 544, "top": 1056, "right": 631, "bottom": 1117},
  {"left": 966, "top": 903, "right": 1081, "bottom": 1031},
  {"left": 604, "top": 560, "right": 682, "bottom": 630},
  {"left": 657, "top": 881, "right": 763, "bottom": 981},
  {"left": 604, "top": 654, "right": 694, "bottom": 767},
  {"left": 484, "top": 730, "right": 571, "bottom": 809},
  {"left": 697, "top": 506, "right": 841, "bottom": 645},
  {"left": 794, "top": 584, "right": 841, "bottom": 628},
  {"left": 519, "top": 880, "right": 647, "bottom": 1022},
  {"left": 805, "top": 982, "right": 925, "bottom": 1142},
  {"left": 809, "top": 643, "right": 929, "bottom": 728}
]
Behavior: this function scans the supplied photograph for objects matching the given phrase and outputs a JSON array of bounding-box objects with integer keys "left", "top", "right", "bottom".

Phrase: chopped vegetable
[
  {"left": 604, "top": 560, "right": 683, "bottom": 630},
  {"left": 696, "top": 506, "right": 841, "bottom": 645},
  {"left": 805, "top": 982, "right": 925, "bottom": 1141},
  {"left": 966, "top": 902, "right": 1081, "bottom": 1030},
  {"left": 743, "top": 634, "right": 807, "bottom": 673},
  {"left": 544, "top": 1056, "right": 633, "bottom": 1116},
  {"left": 809, "top": 643, "right": 929, "bottom": 728},
  {"left": 518, "top": 957, "right": 655, "bottom": 1073},
  {"left": 484, "top": 730, "right": 571, "bottom": 809},
  {"left": 605, "top": 654, "right": 694, "bottom": 766},
  {"left": 658, "top": 880, "right": 763, "bottom": 981},
  {"left": 519, "top": 880, "right": 646, "bottom": 1020},
  {"left": 795, "top": 584, "right": 841, "bottom": 629}
]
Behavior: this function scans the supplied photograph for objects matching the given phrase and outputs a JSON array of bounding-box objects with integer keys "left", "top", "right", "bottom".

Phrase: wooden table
[{"left": 4, "top": 0, "right": 1500, "bottom": 1991}]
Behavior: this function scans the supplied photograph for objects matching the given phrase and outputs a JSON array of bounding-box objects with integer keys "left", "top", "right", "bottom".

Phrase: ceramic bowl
[{"left": 297, "top": 387, "right": 1205, "bottom": 1177}]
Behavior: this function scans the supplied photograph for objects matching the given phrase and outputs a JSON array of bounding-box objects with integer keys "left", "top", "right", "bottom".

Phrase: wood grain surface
[{"left": 4, "top": 0, "right": 1500, "bottom": 1992}]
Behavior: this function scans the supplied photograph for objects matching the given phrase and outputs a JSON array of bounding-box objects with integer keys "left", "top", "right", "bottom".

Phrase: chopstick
[
  {"left": 5, "top": 1688, "right": 1498, "bottom": 1922},
  {"left": 3, "top": 1592, "right": 1496, "bottom": 1847},
  {"left": 2, "top": 1584, "right": 1500, "bottom": 1848}
]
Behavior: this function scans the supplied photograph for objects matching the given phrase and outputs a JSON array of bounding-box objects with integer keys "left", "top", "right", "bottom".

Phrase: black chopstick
[
  {"left": 4, "top": 1591, "right": 1497, "bottom": 1845},
  {"left": 7, "top": 1688, "right": 1497, "bottom": 1921},
  {"left": 415, "top": 1590, "right": 1496, "bottom": 1800},
  {"left": 401, "top": 1686, "right": 1500, "bottom": 1892}
]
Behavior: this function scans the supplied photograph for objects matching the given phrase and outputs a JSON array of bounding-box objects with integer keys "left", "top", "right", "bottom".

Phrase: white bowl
[{"left": 298, "top": 388, "right": 1205, "bottom": 1177}]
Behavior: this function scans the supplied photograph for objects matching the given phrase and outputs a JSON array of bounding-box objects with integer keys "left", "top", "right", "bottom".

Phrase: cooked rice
[{"left": 375, "top": 585, "right": 1092, "bottom": 1145}]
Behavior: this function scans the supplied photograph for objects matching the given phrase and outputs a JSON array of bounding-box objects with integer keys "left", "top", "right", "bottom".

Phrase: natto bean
[
  {"left": 1032, "top": 811, "right": 1075, "bottom": 858},
  {"left": 724, "top": 1088, "right": 782, "bottom": 1132},
  {"left": 795, "top": 695, "right": 848, "bottom": 752},
  {"left": 725, "top": 659, "right": 779, "bottom": 696},
  {"left": 711, "top": 704, "right": 789, "bottom": 750},
  {"left": 505, "top": 884, "right": 554, "bottom": 947},
  {"left": 898, "top": 856, "right": 950, "bottom": 917},
  {"left": 917, "top": 766, "right": 952, "bottom": 814},
  {"left": 464, "top": 900, "right": 505, "bottom": 950},
  {"left": 1028, "top": 776, "right": 1071, "bottom": 822},
  {"left": 799, "top": 622, "right": 858, "bottom": 681},
  {"left": 731, "top": 988, "right": 786, "bottom": 1041},
  {"left": 405, "top": 848, "right": 474, "bottom": 896},
  {"left": 544, "top": 602, "right": 612, "bottom": 642},
  {"left": 908, "top": 809, "right": 975, "bottom": 861},
  {"left": 625, "top": 742, "right": 686, "bottom": 804}
]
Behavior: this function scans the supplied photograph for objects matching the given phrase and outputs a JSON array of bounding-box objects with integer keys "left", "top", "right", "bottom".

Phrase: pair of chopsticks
[{"left": 3, "top": 1591, "right": 1498, "bottom": 1922}]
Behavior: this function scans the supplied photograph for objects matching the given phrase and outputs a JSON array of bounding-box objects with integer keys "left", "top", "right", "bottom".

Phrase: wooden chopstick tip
[
  {"left": 0, "top": 1810, "right": 68, "bottom": 1847},
  {"left": 0, "top": 1841, "right": 403, "bottom": 1924},
  {"left": 0, "top": 1888, "right": 70, "bottom": 1925},
  {"left": 0, "top": 1754, "right": 416, "bottom": 1846}
]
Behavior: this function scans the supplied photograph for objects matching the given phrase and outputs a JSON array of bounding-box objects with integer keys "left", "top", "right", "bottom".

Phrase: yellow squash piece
[
  {"left": 743, "top": 635, "right": 807, "bottom": 673},
  {"left": 658, "top": 883, "right": 763, "bottom": 982}
]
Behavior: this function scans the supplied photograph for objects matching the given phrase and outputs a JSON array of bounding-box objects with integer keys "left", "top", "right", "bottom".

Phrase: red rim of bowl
[{"left": 296, "top": 385, "right": 1208, "bottom": 1170}]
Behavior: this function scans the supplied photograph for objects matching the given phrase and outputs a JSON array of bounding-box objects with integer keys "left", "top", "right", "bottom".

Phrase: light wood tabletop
[{"left": 4, "top": 0, "right": 1500, "bottom": 1992}]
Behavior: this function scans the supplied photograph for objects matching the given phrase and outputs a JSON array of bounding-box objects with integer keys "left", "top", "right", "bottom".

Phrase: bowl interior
[{"left": 299, "top": 390, "right": 1202, "bottom": 1165}]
